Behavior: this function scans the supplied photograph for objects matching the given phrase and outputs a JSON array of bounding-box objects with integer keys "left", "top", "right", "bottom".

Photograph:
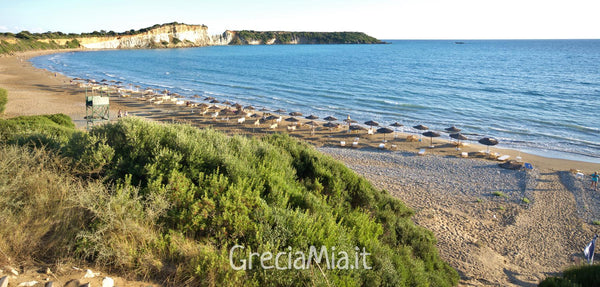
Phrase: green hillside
[
  {"left": 0, "top": 114, "right": 457, "bottom": 286},
  {"left": 233, "top": 30, "right": 384, "bottom": 44}
]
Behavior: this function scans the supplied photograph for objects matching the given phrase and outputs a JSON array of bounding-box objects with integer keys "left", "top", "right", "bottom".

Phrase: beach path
[{"left": 321, "top": 147, "right": 593, "bottom": 287}]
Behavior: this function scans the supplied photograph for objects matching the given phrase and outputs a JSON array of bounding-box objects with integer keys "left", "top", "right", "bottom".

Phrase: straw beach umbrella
[
  {"left": 324, "top": 116, "right": 338, "bottom": 122},
  {"left": 413, "top": 124, "right": 428, "bottom": 131},
  {"left": 422, "top": 131, "right": 441, "bottom": 147},
  {"left": 265, "top": 115, "right": 280, "bottom": 123},
  {"left": 377, "top": 127, "right": 394, "bottom": 142},
  {"left": 323, "top": 122, "right": 340, "bottom": 129},
  {"left": 274, "top": 109, "right": 286, "bottom": 114},
  {"left": 285, "top": 117, "right": 300, "bottom": 124},
  {"left": 364, "top": 120, "right": 379, "bottom": 135},
  {"left": 289, "top": 111, "right": 303, "bottom": 117},
  {"left": 364, "top": 120, "right": 379, "bottom": 127},
  {"left": 305, "top": 115, "right": 319, "bottom": 120},
  {"left": 450, "top": 133, "right": 468, "bottom": 147},
  {"left": 391, "top": 122, "right": 404, "bottom": 138},
  {"left": 305, "top": 120, "right": 317, "bottom": 129},
  {"left": 478, "top": 137, "right": 499, "bottom": 153},
  {"left": 445, "top": 126, "right": 461, "bottom": 133},
  {"left": 413, "top": 124, "right": 429, "bottom": 140},
  {"left": 349, "top": 125, "right": 366, "bottom": 133}
]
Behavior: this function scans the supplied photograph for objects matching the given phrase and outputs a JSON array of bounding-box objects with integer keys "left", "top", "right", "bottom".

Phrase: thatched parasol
[
  {"left": 377, "top": 127, "right": 394, "bottom": 142},
  {"left": 422, "top": 131, "right": 441, "bottom": 147},
  {"left": 445, "top": 126, "right": 461, "bottom": 133},
  {"left": 478, "top": 137, "right": 499, "bottom": 153}
]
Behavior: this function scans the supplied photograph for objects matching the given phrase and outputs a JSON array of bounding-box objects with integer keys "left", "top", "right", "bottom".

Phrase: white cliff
[{"left": 79, "top": 24, "right": 234, "bottom": 49}]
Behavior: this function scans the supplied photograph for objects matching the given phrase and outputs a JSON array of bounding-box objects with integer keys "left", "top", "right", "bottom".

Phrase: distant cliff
[
  {"left": 74, "top": 24, "right": 234, "bottom": 49},
  {"left": 228, "top": 31, "right": 384, "bottom": 45},
  {"left": 0, "top": 23, "right": 383, "bottom": 54}
]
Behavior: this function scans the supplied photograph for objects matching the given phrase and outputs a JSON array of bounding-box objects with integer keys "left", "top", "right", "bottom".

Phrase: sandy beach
[{"left": 2, "top": 50, "right": 600, "bottom": 286}]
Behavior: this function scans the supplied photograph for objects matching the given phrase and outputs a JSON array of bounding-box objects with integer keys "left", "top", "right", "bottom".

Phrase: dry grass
[{"left": 0, "top": 145, "right": 81, "bottom": 264}]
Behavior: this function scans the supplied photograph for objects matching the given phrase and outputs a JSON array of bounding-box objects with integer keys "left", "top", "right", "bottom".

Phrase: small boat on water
[{"left": 455, "top": 41, "right": 465, "bottom": 44}]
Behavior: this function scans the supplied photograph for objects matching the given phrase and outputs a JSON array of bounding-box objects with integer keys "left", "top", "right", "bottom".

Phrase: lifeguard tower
[{"left": 85, "top": 87, "right": 110, "bottom": 129}]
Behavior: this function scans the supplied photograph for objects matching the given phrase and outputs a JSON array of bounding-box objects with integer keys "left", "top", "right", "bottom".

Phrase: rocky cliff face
[
  {"left": 54, "top": 24, "right": 380, "bottom": 50},
  {"left": 78, "top": 24, "right": 233, "bottom": 49}
]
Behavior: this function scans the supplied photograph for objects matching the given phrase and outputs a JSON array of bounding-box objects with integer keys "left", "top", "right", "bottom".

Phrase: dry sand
[{"left": 1, "top": 50, "right": 600, "bottom": 286}]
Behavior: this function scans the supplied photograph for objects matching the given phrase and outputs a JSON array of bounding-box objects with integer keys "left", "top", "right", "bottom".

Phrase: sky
[{"left": 0, "top": 0, "right": 599, "bottom": 39}]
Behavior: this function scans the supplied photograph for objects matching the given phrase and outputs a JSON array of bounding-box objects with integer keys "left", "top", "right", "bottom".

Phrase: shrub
[
  {"left": 66, "top": 39, "right": 80, "bottom": 48},
  {"left": 540, "top": 264, "right": 600, "bottom": 286},
  {"left": 0, "top": 114, "right": 76, "bottom": 149},
  {"left": 0, "top": 117, "right": 459, "bottom": 286},
  {"left": 0, "top": 87, "right": 7, "bottom": 114},
  {"left": 592, "top": 220, "right": 600, "bottom": 226},
  {"left": 492, "top": 191, "right": 507, "bottom": 198},
  {"left": 522, "top": 197, "right": 530, "bottom": 204},
  {"left": 0, "top": 145, "right": 87, "bottom": 262}
]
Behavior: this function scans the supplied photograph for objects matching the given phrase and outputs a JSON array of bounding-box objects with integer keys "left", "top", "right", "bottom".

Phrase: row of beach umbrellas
[
  {"left": 256, "top": 107, "right": 501, "bottom": 150},
  {"left": 81, "top": 79, "right": 503, "bottom": 152}
]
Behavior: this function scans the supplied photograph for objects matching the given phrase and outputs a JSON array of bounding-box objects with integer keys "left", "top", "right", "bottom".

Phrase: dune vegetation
[
  {"left": 539, "top": 265, "right": 600, "bottom": 287},
  {"left": 0, "top": 114, "right": 458, "bottom": 286}
]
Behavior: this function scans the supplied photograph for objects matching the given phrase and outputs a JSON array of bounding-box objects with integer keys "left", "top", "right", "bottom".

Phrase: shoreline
[
  {"left": 2, "top": 50, "right": 600, "bottom": 286},
  {"left": 1, "top": 49, "right": 599, "bottom": 173},
  {"left": 26, "top": 48, "right": 600, "bottom": 170}
]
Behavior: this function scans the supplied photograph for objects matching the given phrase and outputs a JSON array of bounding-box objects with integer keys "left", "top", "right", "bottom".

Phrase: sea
[{"left": 30, "top": 40, "right": 600, "bottom": 163}]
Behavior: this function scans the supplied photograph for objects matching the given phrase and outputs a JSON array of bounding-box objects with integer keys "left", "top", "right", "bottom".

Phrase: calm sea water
[{"left": 31, "top": 40, "right": 600, "bottom": 163}]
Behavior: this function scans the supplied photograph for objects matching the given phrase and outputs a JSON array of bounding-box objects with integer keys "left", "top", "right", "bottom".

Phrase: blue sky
[{"left": 1, "top": 0, "right": 598, "bottom": 39}]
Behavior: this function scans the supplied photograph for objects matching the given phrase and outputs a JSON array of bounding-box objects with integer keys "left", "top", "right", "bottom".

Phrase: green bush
[
  {"left": 0, "top": 87, "right": 7, "bottom": 114},
  {"left": 0, "top": 113, "right": 76, "bottom": 149},
  {"left": 492, "top": 191, "right": 507, "bottom": 198},
  {"left": 66, "top": 39, "right": 80, "bottom": 48},
  {"left": 0, "top": 116, "right": 459, "bottom": 286},
  {"left": 540, "top": 264, "right": 600, "bottom": 286}
]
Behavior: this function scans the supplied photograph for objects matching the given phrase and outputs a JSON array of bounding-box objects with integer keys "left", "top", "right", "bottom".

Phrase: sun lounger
[
  {"left": 497, "top": 155, "right": 510, "bottom": 161},
  {"left": 269, "top": 123, "right": 278, "bottom": 129},
  {"left": 340, "top": 141, "right": 346, "bottom": 147},
  {"left": 524, "top": 163, "right": 533, "bottom": 170},
  {"left": 378, "top": 143, "right": 385, "bottom": 149},
  {"left": 515, "top": 156, "right": 522, "bottom": 162},
  {"left": 287, "top": 125, "right": 296, "bottom": 131},
  {"left": 391, "top": 144, "right": 397, "bottom": 150},
  {"left": 237, "top": 117, "right": 246, "bottom": 124},
  {"left": 576, "top": 172, "right": 585, "bottom": 180},
  {"left": 352, "top": 141, "right": 358, "bottom": 148},
  {"left": 368, "top": 129, "right": 374, "bottom": 135},
  {"left": 461, "top": 152, "right": 468, "bottom": 158},
  {"left": 418, "top": 149, "right": 426, "bottom": 156}
]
